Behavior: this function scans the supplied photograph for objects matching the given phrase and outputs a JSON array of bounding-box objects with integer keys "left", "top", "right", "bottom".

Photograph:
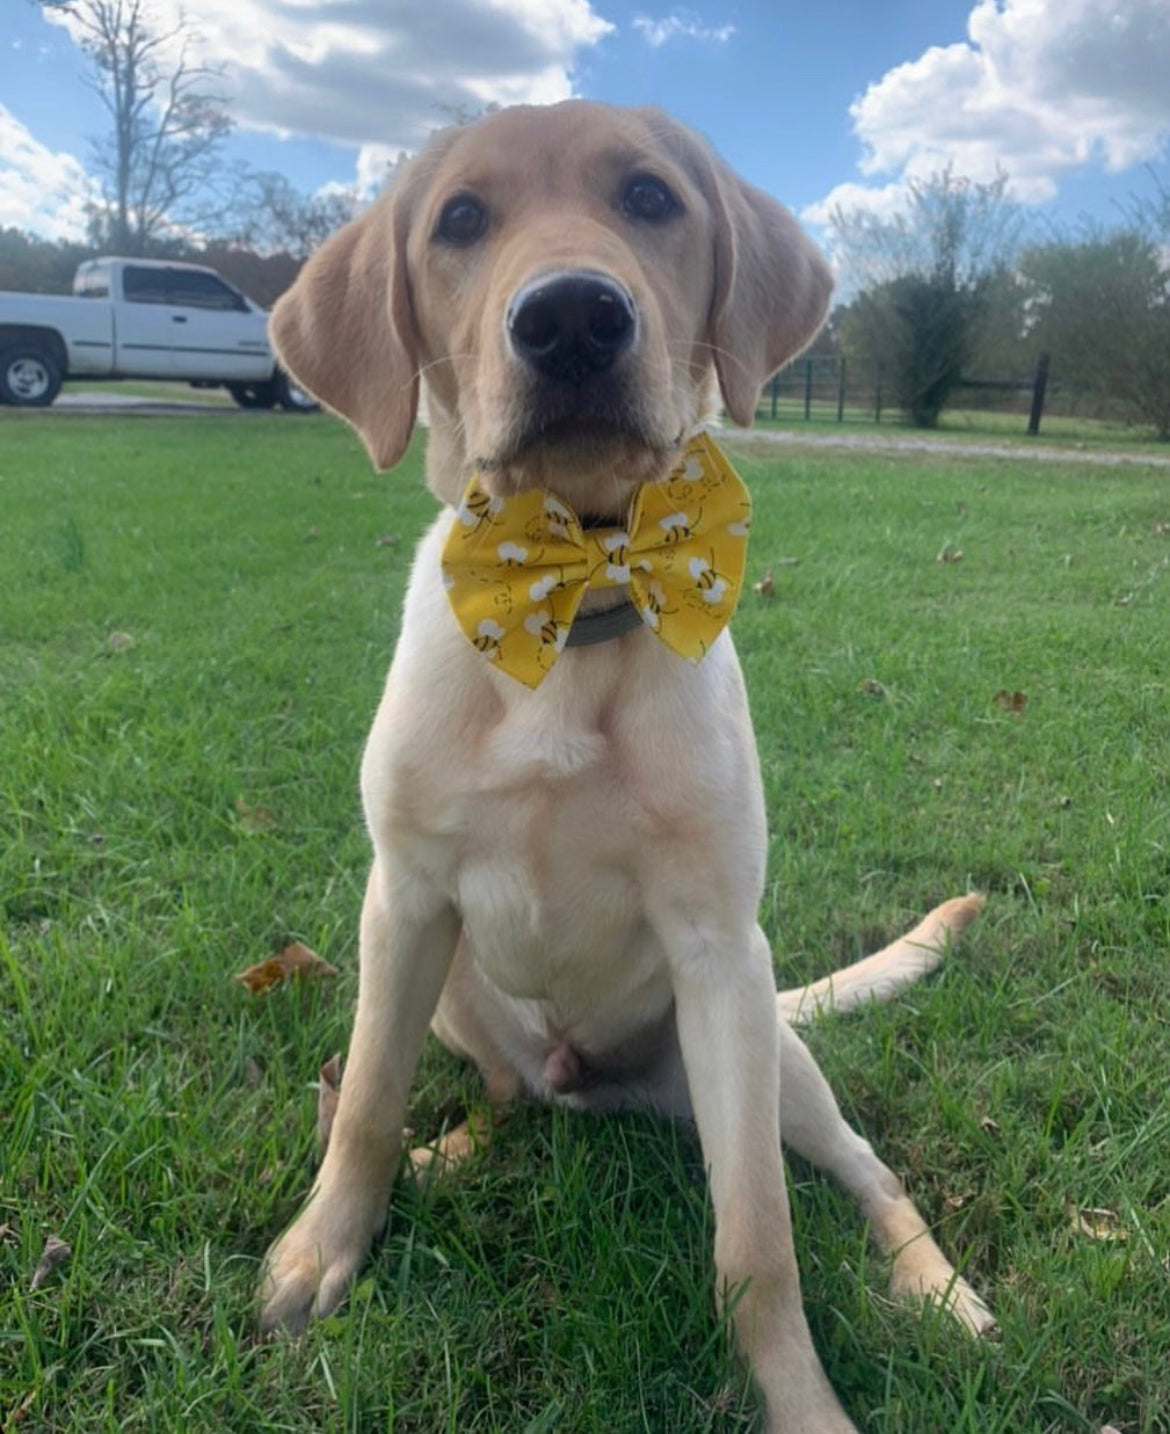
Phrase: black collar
[{"left": 564, "top": 599, "right": 644, "bottom": 647}]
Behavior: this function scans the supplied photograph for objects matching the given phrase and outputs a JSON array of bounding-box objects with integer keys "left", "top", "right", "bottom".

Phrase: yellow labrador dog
[{"left": 259, "top": 101, "right": 993, "bottom": 1431}]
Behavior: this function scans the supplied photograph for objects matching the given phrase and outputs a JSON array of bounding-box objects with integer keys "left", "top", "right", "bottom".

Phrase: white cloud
[
  {"left": 44, "top": 0, "right": 614, "bottom": 159},
  {"left": 632, "top": 12, "right": 736, "bottom": 48},
  {"left": 805, "top": 0, "right": 1170, "bottom": 224},
  {"left": 0, "top": 104, "right": 96, "bottom": 241}
]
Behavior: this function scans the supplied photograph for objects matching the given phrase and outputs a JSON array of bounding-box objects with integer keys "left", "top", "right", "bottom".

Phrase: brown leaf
[
  {"left": 979, "top": 1116, "right": 1001, "bottom": 1136},
  {"left": 235, "top": 942, "right": 338, "bottom": 995},
  {"left": 1100, "top": 1425, "right": 1124, "bottom": 1434},
  {"left": 1154, "top": 521, "right": 1168, "bottom": 536},
  {"left": 234, "top": 796, "right": 275, "bottom": 834},
  {"left": 753, "top": 568, "right": 774, "bottom": 596},
  {"left": 317, "top": 1053, "right": 342, "bottom": 1156},
  {"left": 993, "top": 690, "right": 1027, "bottom": 714},
  {"left": 858, "top": 678, "right": 887, "bottom": 698},
  {"left": 30, "top": 1233, "right": 71, "bottom": 1290},
  {"left": 936, "top": 547, "right": 964, "bottom": 563},
  {"left": 1064, "top": 1199, "right": 1127, "bottom": 1243},
  {"left": 5, "top": 1390, "right": 36, "bottom": 1428}
]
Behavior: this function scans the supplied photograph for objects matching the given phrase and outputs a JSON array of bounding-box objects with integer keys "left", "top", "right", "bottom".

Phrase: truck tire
[
  {"left": 227, "top": 380, "right": 278, "bottom": 410},
  {"left": 276, "top": 369, "right": 318, "bottom": 413},
  {"left": 0, "top": 343, "right": 63, "bottom": 406}
]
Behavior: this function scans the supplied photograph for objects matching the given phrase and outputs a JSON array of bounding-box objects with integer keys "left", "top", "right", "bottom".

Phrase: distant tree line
[{"left": 825, "top": 168, "right": 1170, "bottom": 440}]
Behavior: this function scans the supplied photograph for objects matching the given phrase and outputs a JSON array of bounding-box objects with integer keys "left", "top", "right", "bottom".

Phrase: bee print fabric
[{"left": 440, "top": 432, "right": 753, "bottom": 688}]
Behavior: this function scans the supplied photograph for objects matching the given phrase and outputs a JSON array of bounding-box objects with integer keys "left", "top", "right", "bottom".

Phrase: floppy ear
[
  {"left": 269, "top": 191, "right": 418, "bottom": 471},
  {"left": 706, "top": 165, "right": 834, "bottom": 426}
]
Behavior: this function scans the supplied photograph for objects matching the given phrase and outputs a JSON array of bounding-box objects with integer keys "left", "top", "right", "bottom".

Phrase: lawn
[{"left": 1, "top": 413, "right": 1168, "bottom": 1433}]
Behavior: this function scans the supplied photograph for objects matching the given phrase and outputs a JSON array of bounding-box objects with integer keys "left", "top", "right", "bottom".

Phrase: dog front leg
[
  {"left": 259, "top": 860, "right": 460, "bottom": 1333},
  {"left": 667, "top": 921, "right": 859, "bottom": 1434}
]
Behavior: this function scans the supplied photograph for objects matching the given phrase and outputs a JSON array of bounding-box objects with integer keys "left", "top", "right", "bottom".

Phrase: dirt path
[{"left": 719, "top": 425, "right": 1170, "bottom": 469}]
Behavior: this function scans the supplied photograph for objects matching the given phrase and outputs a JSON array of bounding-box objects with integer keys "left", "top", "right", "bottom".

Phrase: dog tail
[{"left": 776, "top": 893, "right": 985, "bottom": 1024}]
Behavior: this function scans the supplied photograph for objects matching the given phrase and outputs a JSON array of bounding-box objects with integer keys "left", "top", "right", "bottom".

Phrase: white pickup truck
[{"left": 0, "top": 256, "right": 314, "bottom": 410}]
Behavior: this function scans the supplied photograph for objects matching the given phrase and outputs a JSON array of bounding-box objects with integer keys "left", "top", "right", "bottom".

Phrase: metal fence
[{"left": 754, "top": 353, "right": 1055, "bottom": 432}]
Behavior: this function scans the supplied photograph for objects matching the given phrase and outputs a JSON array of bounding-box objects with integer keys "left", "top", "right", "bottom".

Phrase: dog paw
[
  {"left": 258, "top": 1200, "right": 378, "bottom": 1335},
  {"left": 941, "top": 1275, "right": 998, "bottom": 1338},
  {"left": 889, "top": 1263, "right": 998, "bottom": 1339}
]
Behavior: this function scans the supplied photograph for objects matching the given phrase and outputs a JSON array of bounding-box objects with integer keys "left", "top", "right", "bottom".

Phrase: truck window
[
  {"left": 75, "top": 269, "right": 111, "bottom": 299},
  {"left": 123, "top": 267, "right": 171, "bottom": 304},
  {"left": 166, "top": 270, "right": 247, "bottom": 312}
]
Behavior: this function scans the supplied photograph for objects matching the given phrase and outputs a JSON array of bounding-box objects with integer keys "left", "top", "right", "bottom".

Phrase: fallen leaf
[
  {"left": 235, "top": 942, "right": 339, "bottom": 995},
  {"left": 30, "top": 1233, "right": 71, "bottom": 1290},
  {"left": 993, "top": 690, "right": 1027, "bottom": 714},
  {"left": 980, "top": 1116, "right": 1001, "bottom": 1136},
  {"left": 1064, "top": 1199, "right": 1127, "bottom": 1243},
  {"left": 858, "top": 678, "right": 887, "bottom": 698},
  {"left": 234, "top": 796, "right": 275, "bottom": 834},
  {"left": 5, "top": 1390, "right": 36, "bottom": 1427},
  {"left": 375, "top": 533, "right": 399, "bottom": 549},
  {"left": 936, "top": 547, "right": 964, "bottom": 563},
  {"left": 1100, "top": 1425, "right": 1124, "bottom": 1434},
  {"left": 1115, "top": 592, "right": 1133, "bottom": 607},
  {"left": 753, "top": 568, "right": 774, "bottom": 596},
  {"left": 1154, "top": 521, "right": 1168, "bottom": 536},
  {"left": 317, "top": 1053, "right": 342, "bottom": 1155},
  {"left": 106, "top": 630, "right": 133, "bottom": 652}
]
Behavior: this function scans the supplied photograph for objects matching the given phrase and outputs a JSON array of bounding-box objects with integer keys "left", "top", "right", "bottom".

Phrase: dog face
[{"left": 271, "top": 101, "right": 832, "bottom": 516}]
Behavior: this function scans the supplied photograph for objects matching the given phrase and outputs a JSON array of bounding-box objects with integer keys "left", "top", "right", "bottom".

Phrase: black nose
[{"left": 508, "top": 271, "right": 636, "bottom": 384}]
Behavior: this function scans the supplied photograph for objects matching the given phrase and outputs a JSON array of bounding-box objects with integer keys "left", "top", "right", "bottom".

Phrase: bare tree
[
  {"left": 40, "top": 0, "right": 233, "bottom": 253},
  {"left": 232, "top": 173, "right": 364, "bottom": 262}
]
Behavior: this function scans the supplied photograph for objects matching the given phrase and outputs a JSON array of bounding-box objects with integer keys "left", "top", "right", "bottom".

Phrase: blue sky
[{"left": 2, "top": 0, "right": 1167, "bottom": 253}]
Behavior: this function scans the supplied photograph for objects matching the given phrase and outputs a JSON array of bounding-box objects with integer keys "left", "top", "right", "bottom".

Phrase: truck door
[
  {"left": 115, "top": 265, "right": 178, "bottom": 374},
  {"left": 163, "top": 269, "right": 272, "bottom": 381}
]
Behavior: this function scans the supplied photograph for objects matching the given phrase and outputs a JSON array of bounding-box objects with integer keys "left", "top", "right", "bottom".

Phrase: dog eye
[
  {"left": 435, "top": 194, "right": 488, "bottom": 246},
  {"left": 621, "top": 175, "right": 679, "bottom": 224}
]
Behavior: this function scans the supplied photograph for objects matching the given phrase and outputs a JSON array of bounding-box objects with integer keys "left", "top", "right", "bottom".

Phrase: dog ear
[
  {"left": 269, "top": 190, "right": 418, "bottom": 471},
  {"left": 705, "top": 163, "right": 834, "bottom": 427}
]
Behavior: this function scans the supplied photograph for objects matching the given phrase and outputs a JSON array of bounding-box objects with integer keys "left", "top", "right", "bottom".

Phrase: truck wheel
[
  {"left": 0, "top": 344, "right": 63, "bottom": 406},
  {"left": 276, "top": 370, "right": 319, "bottom": 413},
  {"left": 227, "top": 380, "right": 278, "bottom": 410}
]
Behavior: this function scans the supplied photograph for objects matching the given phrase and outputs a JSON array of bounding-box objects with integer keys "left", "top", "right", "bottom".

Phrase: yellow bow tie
[{"left": 440, "top": 432, "right": 752, "bottom": 688}]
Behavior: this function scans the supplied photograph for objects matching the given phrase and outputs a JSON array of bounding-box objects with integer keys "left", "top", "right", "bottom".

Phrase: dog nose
[{"left": 508, "top": 271, "right": 636, "bottom": 384}]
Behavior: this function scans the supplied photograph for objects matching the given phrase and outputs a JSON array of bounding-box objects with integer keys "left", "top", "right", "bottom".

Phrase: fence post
[
  {"left": 770, "top": 372, "right": 779, "bottom": 420},
  {"left": 803, "top": 358, "right": 813, "bottom": 421},
  {"left": 1027, "top": 351, "right": 1050, "bottom": 437},
  {"left": 836, "top": 356, "right": 847, "bottom": 423}
]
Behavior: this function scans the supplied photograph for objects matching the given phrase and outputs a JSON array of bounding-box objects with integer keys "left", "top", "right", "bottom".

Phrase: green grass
[{"left": 2, "top": 413, "right": 1168, "bottom": 1433}]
